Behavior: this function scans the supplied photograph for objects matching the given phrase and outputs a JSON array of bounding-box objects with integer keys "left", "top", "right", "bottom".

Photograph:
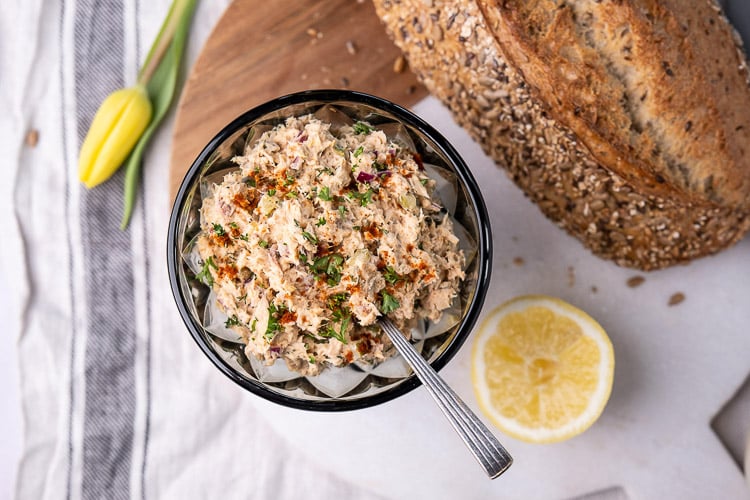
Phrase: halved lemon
[{"left": 472, "top": 295, "right": 614, "bottom": 443}]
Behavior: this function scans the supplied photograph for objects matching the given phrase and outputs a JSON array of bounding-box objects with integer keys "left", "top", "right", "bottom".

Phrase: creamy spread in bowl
[{"left": 195, "top": 115, "right": 465, "bottom": 375}]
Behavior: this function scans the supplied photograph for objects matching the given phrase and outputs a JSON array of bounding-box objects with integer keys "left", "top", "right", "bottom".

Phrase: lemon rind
[{"left": 471, "top": 295, "right": 614, "bottom": 444}]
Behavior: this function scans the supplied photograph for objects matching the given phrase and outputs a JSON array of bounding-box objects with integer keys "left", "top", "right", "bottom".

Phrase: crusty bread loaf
[{"left": 374, "top": 0, "right": 750, "bottom": 270}]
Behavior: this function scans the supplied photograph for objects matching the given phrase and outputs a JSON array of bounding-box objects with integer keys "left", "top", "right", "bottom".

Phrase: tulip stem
[
  {"left": 120, "top": 0, "right": 198, "bottom": 229},
  {"left": 137, "top": 0, "right": 190, "bottom": 86}
]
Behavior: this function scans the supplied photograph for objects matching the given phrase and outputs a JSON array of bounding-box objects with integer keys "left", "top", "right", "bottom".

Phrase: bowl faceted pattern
[{"left": 168, "top": 90, "right": 491, "bottom": 410}]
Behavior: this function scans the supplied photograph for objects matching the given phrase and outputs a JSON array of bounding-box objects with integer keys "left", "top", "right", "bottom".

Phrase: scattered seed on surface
[
  {"left": 340, "top": 76, "right": 350, "bottom": 87},
  {"left": 393, "top": 55, "right": 406, "bottom": 73},
  {"left": 668, "top": 292, "right": 685, "bottom": 306},
  {"left": 306, "top": 28, "right": 318, "bottom": 37},
  {"left": 626, "top": 276, "right": 645, "bottom": 288},
  {"left": 591, "top": 285, "right": 598, "bottom": 293},
  {"left": 512, "top": 256, "right": 524, "bottom": 266},
  {"left": 345, "top": 40, "right": 358, "bottom": 55},
  {"left": 25, "top": 129, "right": 39, "bottom": 147},
  {"left": 406, "top": 85, "right": 417, "bottom": 94},
  {"left": 567, "top": 266, "right": 576, "bottom": 287}
]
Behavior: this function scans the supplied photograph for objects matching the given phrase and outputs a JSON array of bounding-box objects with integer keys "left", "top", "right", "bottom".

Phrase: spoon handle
[{"left": 379, "top": 318, "right": 513, "bottom": 479}]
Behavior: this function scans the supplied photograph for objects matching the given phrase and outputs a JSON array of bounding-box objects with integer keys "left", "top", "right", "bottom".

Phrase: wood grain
[{"left": 169, "top": 0, "right": 427, "bottom": 199}]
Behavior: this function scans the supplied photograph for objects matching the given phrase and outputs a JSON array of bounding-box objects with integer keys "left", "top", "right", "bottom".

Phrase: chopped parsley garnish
[
  {"left": 383, "top": 266, "right": 402, "bottom": 285},
  {"left": 349, "top": 188, "right": 374, "bottom": 206},
  {"left": 195, "top": 256, "right": 218, "bottom": 286},
  {"left": 250, "top": 318, "right": 257, "bottom": 333},
  {"left": 224, "top": 315, "right": 240, "bottom": 328},
  {"left": 229, "top": 222, "right": 238, "bottom": 229},
  {"left": 311, "top": 253, "right": 344, "bottom": 285},
  {"left": 332, "top": 306, "right": 349, "bottom": 323},
  {"left": 380, "top": 290, "right": 400, "bottom": 314},
  {"left": 267, "top": 188, "right": 276, "bottom": 196},
  {"left": 353, "top": 146, "right": 364, "bottom": 157},
  {"left": 309, "top": 355, "right": 316, "bottom": 364},
  {"left": 420, "top": 178, "right": 428, "bottom": 185},
  {"left": 353, "top": 121, "right": 373, "bottom": 135},
  {"left": 236, "top": 293, "right": 247, "bottom": 302},
  {"left": 372, "top": 160, "right": 386, "bottom": 171},
  {"left": 265, "top": 303, "right": 285, "bottom": 340},
  {"left": 338, "top": 205, "right": 347, "bottom": 217},
  {"left": 316, "top": 217, "right": 327, "bottom": 227},
  {"left": 212, "top": 223, "right": 225, "bottom": 236},
  {"left": 239, "top": 233, "right": 249, "bottom": 241},
  {"left": 318, "top": 186, "right": 332, "bottom": 201},
  {"left": 320, "top": 315, "right": 349, "bottom": 343},
  {"left": 284, "top": 174, "right": 295, "bottom": 186},
  {"left": 354, "top": 189, "right": 375, "bottom": 207},
  {"left": 301, "top": 230, "right": 318, "bottom": 245},
  {"left": 259, "top": 240, "right": 269, "bottom": 248},
  {"left": 328, "top": 292, "right": 349, "bottom": 308},
  {"left": 286, "top": 191, "right": 298, "bottom": 198},
  {"left": 244, "top": 177, "right": 256, "bottom": 187}
]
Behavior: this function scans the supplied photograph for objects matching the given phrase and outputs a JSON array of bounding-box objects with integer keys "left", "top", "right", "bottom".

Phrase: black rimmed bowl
[{"left": 167, "top": 90, "right": 491, "bottom": 411}]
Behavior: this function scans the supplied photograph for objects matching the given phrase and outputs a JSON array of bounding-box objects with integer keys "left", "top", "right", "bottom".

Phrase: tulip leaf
[{"left": 120, "top": 0, "right": 198, "bottom": 230}]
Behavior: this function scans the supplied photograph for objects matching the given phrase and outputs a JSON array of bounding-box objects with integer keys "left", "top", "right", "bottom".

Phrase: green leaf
[
  {"left": 195, "top": 256, "right": 217, "bottom": 286},
  {"left": 353, "top": 121, "right": 373, "bottom": 135},
  {"left": 380, "top": 290, "right": 400, "bottom": 314},
  {"left": 224, "top": 315, "right": 240, "bottom": 328},
  {"left": 121, "top": 0, "right": 198, "bottom": 229},
  {"left": 383, "top": 266, "right": 402, "bottom": 285},
  {"left": 318, "top": 186, "right": 332, "bottom": 201},
  {"left": 350, "top": 188, "right": 374, "bottom": 206},
  {"left": 301, "top": 230, "right": 318, "bottom": 245}
]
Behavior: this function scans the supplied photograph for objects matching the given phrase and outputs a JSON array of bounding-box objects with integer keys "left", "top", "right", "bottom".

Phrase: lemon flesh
[{"left": 472, "top": 295, "right": 614, "bottom": 443}]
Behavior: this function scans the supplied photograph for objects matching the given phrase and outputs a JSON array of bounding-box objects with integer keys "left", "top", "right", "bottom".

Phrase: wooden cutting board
[{"left": 169, "top": 0, "right": 427, "bottom": 199}]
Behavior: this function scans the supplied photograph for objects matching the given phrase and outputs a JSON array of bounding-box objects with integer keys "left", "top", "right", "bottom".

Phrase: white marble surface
[{"left": 252, "top": 99, "right": 750, "bottom": 499}]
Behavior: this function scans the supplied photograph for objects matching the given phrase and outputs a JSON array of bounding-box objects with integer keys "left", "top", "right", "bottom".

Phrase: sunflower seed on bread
[{"left": 374, "top": 0, "right": 750, "bottom": 270}]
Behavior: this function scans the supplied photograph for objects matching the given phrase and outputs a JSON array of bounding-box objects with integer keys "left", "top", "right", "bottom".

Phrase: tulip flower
[
  {"left": 77, "top": 0, "right": 198, "bottom": 229},
  {"left": 78, "top": 85, "right": 153, "bottom": 188}
]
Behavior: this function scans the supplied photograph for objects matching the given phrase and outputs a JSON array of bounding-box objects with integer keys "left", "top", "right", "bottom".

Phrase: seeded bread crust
[{"left": 373, "top": 0, "right": 750, "bottom": 270}]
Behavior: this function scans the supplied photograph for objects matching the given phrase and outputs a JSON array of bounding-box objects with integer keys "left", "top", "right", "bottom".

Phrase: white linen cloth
[
  {"left": 1, "top": 0, "right": 382, "bottom": 498},
  {"left": 3, "top": 0, "right": 750, "bottom": 499}
]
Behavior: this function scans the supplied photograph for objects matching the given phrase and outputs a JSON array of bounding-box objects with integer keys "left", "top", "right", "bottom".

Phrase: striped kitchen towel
[{"left": 1, "top": 1, "right": 383, "bottom": 498}]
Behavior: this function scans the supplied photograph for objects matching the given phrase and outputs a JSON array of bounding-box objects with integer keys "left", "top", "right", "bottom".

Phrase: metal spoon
[{"left": 379, "top": 317, "right": 513, "bottom": 479}]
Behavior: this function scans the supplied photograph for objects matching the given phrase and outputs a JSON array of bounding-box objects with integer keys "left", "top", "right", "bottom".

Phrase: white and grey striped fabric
[{"left": 2, "top": 1, "right": 383, "bottom": 498}]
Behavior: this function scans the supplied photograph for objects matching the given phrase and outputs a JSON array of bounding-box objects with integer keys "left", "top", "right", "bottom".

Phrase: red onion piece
[{"left": 357, "top": 171, "right": 376, "bottom": 183}]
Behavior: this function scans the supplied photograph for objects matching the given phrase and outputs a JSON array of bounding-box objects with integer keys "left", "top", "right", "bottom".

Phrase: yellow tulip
[{"left": 78, "top": 85, "right": 153, "bottom": 189}]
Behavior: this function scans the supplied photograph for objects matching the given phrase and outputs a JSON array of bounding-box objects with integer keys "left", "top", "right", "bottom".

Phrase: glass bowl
[{"left": 167, "top": 90, "right": 491, "bottom": 411}]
